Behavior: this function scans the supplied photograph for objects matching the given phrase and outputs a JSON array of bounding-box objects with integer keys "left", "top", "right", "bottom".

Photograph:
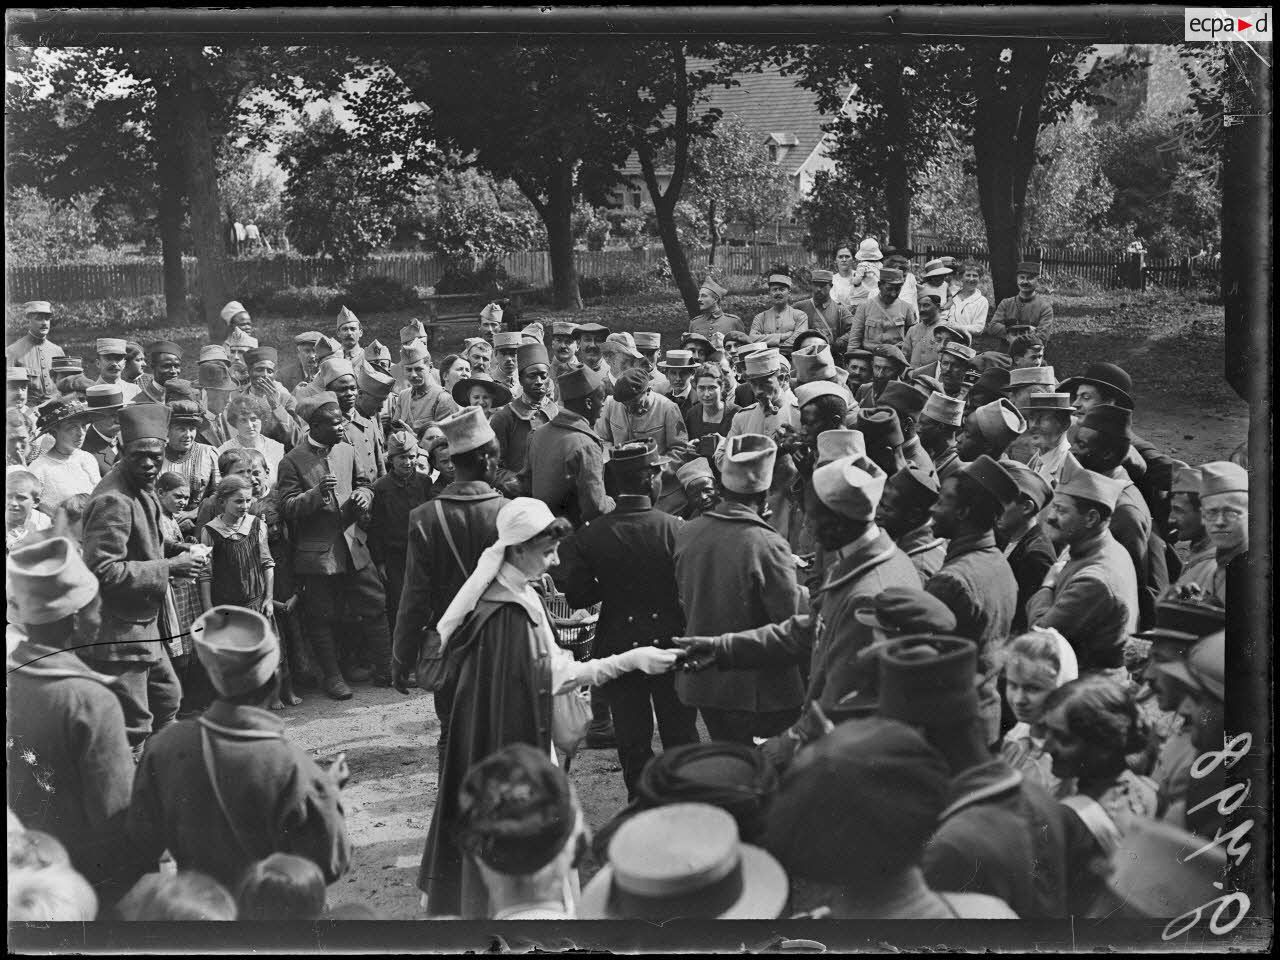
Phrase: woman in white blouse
[
  {"left": 943, "top": 260, "right": 990, "bottom": 339},
  {"left": 26, "top": 398, "right": 102, "bottom": 515}
]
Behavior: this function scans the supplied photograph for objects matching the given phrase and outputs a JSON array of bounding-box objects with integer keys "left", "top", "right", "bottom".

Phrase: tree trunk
[
  {"left": 881, "top": 43, "right": 914, "bottom": 249},
  {"left": 153, "top": 80, "right": 188, "bottom": 327},
  {"left": 648, "top": 187, "right": 700, "bottom": 315},
  {"left": 543, "top": 162, "right": 582, "bottom": 310},
  {"left": 972, "top": 41, "right": 1053, "bottom": 304},
  {"left": 707, "top": 197, "right": 719, "bottom": 268},
  {"left": 176, "top": 48, "right": 232, "bottom": 342}
]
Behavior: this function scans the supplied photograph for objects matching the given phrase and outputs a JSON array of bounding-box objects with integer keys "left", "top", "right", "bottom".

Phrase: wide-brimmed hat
[
  {"left": 1008, "top": 365, "right": 1057, "bottom": 389},
  {"left": 657, "top": 349, "right": 698, "bottom": 371},
  {"left": 608, "top": 439, "right": 670, "bottom": 475},
  {"left": 7, "top": 536, "right": 99, "bottom": 626},
  {"left": 1134, "top": 591, "right": 1226, "bottom": 646},
  {"left": 601, "top": 332, "right": 643, "bottom": 360},
  {"left": 854, "top": 238, "right": 883, "bottom": 262},
  {"left": 33, "top": 397, "right": 98, "bottom": 437},
  {"left": 579, "top": 803, "right": 788, "bottom": 920},
  {"left": 1057, "top": 362, "right": 1135, "bottom": 410},
  {"left": 922, "top": 258, "right": 953, "bottom": 279},
  {"left": 1019, "top": 392, "right": 1074, "bottom": 416},
  {"left": 451, "top": 375, "right": 513, "bottom": 408},
  {"left": 83, "top": 383, "right": 127, "bottom": 414}
]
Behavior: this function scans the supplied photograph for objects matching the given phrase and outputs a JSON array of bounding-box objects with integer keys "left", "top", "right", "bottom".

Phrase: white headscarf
[
  {"left": 1023, "top": 626, "right": 1080, "bottom": 686},
  {"left": 437, "top": 498, "right": 558, "bottom": 647}
]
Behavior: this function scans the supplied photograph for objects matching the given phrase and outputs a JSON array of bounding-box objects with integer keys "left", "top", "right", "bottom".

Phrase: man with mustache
[
  {"left": 1168, "top": 466, "right": 1217, "bottom": 593},
  {"left": 6, "top": 300, "right": 65, "bottom": 405},
  {"left": 575, "top": 322, "right": 613, "bottom": 393},
  {"left": 1028, "top": 470, "right": 1138, "bottom": 674},
  {"left": 988, "top": 261, "right": 1054, "bottom": 346},
  {"left": 94, "top": 337, "right": 142, "bottom": 402},
  {"left": 689, "top": 278, "right": 748, "bottom": 344}
]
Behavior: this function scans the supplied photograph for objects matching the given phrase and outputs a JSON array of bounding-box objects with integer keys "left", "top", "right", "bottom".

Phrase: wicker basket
[{"left": 536, "top": 576, "right": 600, "bottom": 662}]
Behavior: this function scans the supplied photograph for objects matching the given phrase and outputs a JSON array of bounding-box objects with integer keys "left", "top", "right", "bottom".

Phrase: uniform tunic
[
  {"left": 989, "top": 294, "right": 1054, "bottom": 341},
  {"left": 521, "top": 411, "right": 613, "bottom": 527},
  {"left": 749, "top": 304, "right": 810, "bottom": 349},
  {"left": 852, "top": 296, "right": 918, "bottom": 349},
  {"left": 597, "top": 392, "right": 687, "bottom": 453},
  {"left": 389, "top": 384, "right": 460, "bottom": 434},
  {"left": 6, "top": 334, "right": 65, "bottom": 402},
  {"left": 490, "top": 396, "right": 558, "bottom": 475},
  {"left": 689, "top": 311, "right": 746, "bottom": 340}
]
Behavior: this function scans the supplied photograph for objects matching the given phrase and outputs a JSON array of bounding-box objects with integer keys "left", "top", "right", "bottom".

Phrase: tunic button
[
  {"left": 651, "top": 613, "right": 658, "bottom": 620},
  {"left": 627, "top": 615, "right": 634, "bottom": 623}
]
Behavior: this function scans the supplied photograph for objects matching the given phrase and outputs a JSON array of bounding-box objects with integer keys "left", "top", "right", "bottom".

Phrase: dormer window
[
  {"left": 768, "top": 144, "right": 778, "bottom": 162},
  {"left": 765, "top": 132, "right": 798, "bottom": 165}
]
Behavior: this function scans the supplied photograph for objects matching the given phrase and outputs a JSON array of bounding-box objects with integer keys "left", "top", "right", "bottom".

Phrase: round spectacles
[{"left": 1203, "top": 508, "right": 1244, "bottom": 522}]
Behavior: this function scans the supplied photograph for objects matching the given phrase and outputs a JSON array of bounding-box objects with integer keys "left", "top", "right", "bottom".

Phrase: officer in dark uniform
[{"left": 553, "top": 440, "right": 699, "bottom": 799}]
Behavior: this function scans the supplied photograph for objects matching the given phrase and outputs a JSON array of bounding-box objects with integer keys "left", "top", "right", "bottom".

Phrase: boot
[{"left": 585, "top": 687, "right": 616, "bottom": 749}]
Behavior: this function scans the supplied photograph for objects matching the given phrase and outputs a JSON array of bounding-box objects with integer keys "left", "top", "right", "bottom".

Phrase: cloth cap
[
  {"left": 877, "top": 268, "right": 904, "bottom": 284},
  {"left": 1198, "top": 461, "right": 1247, "bottom": 497},
  {"left": 96, "top": 338, "right": 127, "bottom": 356},
  {"left": 633, "top": 332, "right": 662, "bottom": 352},
  {"left": 219, "top": 301, "right": 248, "bottom": 323},
  {"left": 335, "top": 305, "right": 359, "bottom": 330},
  {"left": 23, "top": 300, "right": 53, "bottom": 315},
  {"left": 602, "top": 332, "right": 643, "bottom": 360},
  {"left": 1016, "top": 261, "right": 1041, "bottom": 275},
  {"left": 223, "top": 328, "right": 257, "bottom": 349},
  {"left": 117, "top": 403, "right": 170, "bottom": 445},
  {"left": 164, "top": 379, "right": 199, "bottom": 404},
  {"left": 609, "top": 440, "right": 669, "bottom": 475},
  {"left": 512, "top": 343, "right": 547, "bottom": 371},
  {"left": 399, "top": 320, "right": 428, "bottom": 345},
  {"left": 400, "top": 342, "right": 430, "bottom": 365},
  {"left": 1170, "top": 465, "right": 1201, "bottom": 496},
  {"left": 922, "top": 391, "right": 964, "bottom": 427},
  {"left": 365, "top": 339, "right": 391, "bottom": 362},
  {"left": 197, "top": 363, "right": 234, "bottom": 390},
  {"left": 385, "top": 430, "right": 420, "bottom": 460},
  {"left": 742, "top": 349, "right": 783, "bottom": 380},
  {"left": 452, "top": 376, "right": 513, "bottom": 408},
  {"left": 493, "top": 331, "right": 523, "bottom": 350},
  {"left": 721, "top": 434, "right": 777, "bottom": 494},
  {"left": 1135, "top": 591, "right": 1226, "bottom": 646},
  {"left": 520, "top": 321, "right": 546, "bottom": 341},
  {"left": 6, "top": 537, "right": 98, "bottom": 626},
  {"left": 877, "top": 635, "right": 981, "bottom": 728},
  {"left": 318, "top": 357, "right": 355, "bottom": 387},
  {"left": 917, "top": 293, "right": 942, "bottom": 308},
  {"left": 970, "top": 398, "right": 1027, "bottom": 446},
  {"left": 1104, "top": 816, "right": 1228, "bottom": 918},
  {"left": 84, "top": 383, "right": 126, "bottom": 411},
  {"left": 883, "top": 461, "right": 940, "bottom": 513},
  {"left": 439, "top": 406, "right": 497, "bottom": 456},
  {"left": 794, "top": 380, "right": 852, "bottom": 409},
  {"left": 576, "top": 321, "right": 611, "bottom": 339},
  {"left": 658, "top": 349, "right": 697, "bottom": 370},
  {"left": 550, "top": 322, "right": 579, "bottom": 338},
  {"left": 198, "top": 345, "right": 230, "bottom": 365},
  {"left": 922, "top": 258, "right": 952, "bottom": 279},
  {"left": 676, "top": 457, "right": 714, "bottom": 489},
  {"left": 1156, "top": 630, "right": 1225, "bottom": 701},
  {"left": 1008, "top": 365, "right": 1057, "bottom": 388},
  {"left": 879, "top": 380, "right": 929, "bottom": 419},
  {"left": 456, "top": 742, "right": 575, "bottom": 875},
  {"left": 293, "top": 331, "right": 324, "bottom": 347},
  {"left": 970, "top": 368, "right": 1012, "bottom": 398},
  {"left": 479, "top": 302, "right": 504, "bottom": 323},
  {"left": 810, "top": 269, "right": 834, "bottom": 284},
  {"left": 699, "top": 278, "right": 728, "bottom": 299},
  {"left": 939, "top": 341, "right": 977, "bottom": 363},
  {"left": 1081, "top": 403, "right": 1133, "bottom": 439},
  {"left": 871, "top": 344, "right": 908, "bottom": 370},
  {"left": 557, "top": 365, "right": 604, "bottom": 402},
  {"left": 854, "top": 407, "right": 904, "bottom": 448},
  {"left": 960, "top": 454, "right": 1020, "bottom": 508},
  {"left": 766, "top": 274, "right": 792, "bottom": 289},
  {"left": 191, "top": 606, "right": 280, "bottom": 698},
  {"left": 243, "top": 346, "right": 278, "bottom": 368},
  {"left": 356, "top": 363, "right": 396, "bottom": 399},
  {"left": 611, "top": 368, "right": 652, "bottom": 404},
  {"left": 167, "top": 399, "right": 205, "bottom": 425},
  {"left": 815, "top": 429, "right": 865, "bottom": 466},
  {"left": 935, "top": 325, "right": 974, "bottom": 348},
  {"left": 1057, "top": 469, "right": 1128, "bottom": 512},
  {"left": 854, "top": 586, "right": 958, "bottom": 635},
  {"left": 791, "top": 344, "right": 838, "bottom": 384},
  {"left": 313, "top": 335, "right": 340, "bottom": 362},
  {"left": 1019, "top": 392, "right": 1074, "bottom": 415},
  {"left": 8, "top": 366, "right": 30, "bottom": 383},
  {"left": 1002, "top": 460, "right": 1054, "bottom": 512},
  {"left": 579, "top": 803, "right": 788, "bottom": 921},
  {"left": 1057, "top": 362, "right": 1135, "bottom": 410},
  {"left": 50, "top": 356, "right": 83, "bottom": 374},
  {"left": 763, "top": 717, "right": 949, "bottom": 886},
  {"left": 813, "top": 454, "right": 886, "bottom": 519},
  {"left": 295, "top": 391, "right": 340, "bottom": 423},
  {"left": 855, "top": 238, "right": 883, "bottom": 261},
  {"left": 145, "top": 340, "right": 183, "bottom": 360}
]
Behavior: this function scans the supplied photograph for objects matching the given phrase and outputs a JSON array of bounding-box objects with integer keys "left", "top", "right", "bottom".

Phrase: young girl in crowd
[
  {"left": 198, "top": 474, "right": 296, "bottom": 709},
  {"left": 1040, "top": 676, "right": 1159, "bottom": 858},
  {"left": 6, "top": 470, "right": 51, "bottom": 552},
  {"left": 999, "top": 628, "right": 1079, "bottom": 797},
  {"left": 156, "top": 472, "right": 212, "bottom": 717}
]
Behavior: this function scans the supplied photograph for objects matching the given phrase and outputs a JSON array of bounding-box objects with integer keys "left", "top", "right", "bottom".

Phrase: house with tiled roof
[{"left": 611, "top": 65, "right": 853, "bottom": 224}]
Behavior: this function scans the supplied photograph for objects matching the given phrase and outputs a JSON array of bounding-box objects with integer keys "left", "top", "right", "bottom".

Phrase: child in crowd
[
  {"left": 425, "top": 434, "right": 455, "bottom": 497},
  {"left": 49, "top": 492, "right": 91, "bottom": 547},
  {"left": 115, "top": 872, "right": 237, "bottom": 921},
  {"left": 6, "top": 470, "right": 51, "bottom": 553},
  {"left": 999, "top": 628, "right": 1079, "bottom": 798},
  {"left": 156, "top": 472, "right": 213, "bottom": 717},
  {"left": 235, "top": 854, "right": 327, "bottom": 922}
]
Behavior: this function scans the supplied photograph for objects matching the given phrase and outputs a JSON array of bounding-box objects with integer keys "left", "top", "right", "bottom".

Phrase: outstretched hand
[{"left": 671, "top": 636, "right": 722, "bottom": 672}]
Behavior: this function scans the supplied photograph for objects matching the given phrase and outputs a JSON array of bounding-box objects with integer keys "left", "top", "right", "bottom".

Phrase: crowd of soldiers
[{"left": 6, "top": 239, "right": 1252, "bottom": 923}]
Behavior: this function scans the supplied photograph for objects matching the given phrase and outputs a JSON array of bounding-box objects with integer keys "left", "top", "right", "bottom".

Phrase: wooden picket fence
[{"left": 3, "top": 240, "right": 1214, "bottom": 304}]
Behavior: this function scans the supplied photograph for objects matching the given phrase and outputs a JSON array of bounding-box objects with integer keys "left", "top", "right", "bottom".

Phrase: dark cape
[{"left": 417, "top": 582, "right": 554, "bottom": 918}]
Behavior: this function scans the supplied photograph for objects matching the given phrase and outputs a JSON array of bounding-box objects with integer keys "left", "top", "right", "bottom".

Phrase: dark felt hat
[
  {"left": 612, "top": 368, "right": 651, "bottom": 403},
  {"left": 1057, "top": 362, "right": 1135, "bottom": 410},
  {"left": 1001, "top": 460, "right": 1054, "bottom": 512},
  {"left": 451, "top": 375, "right": 513, "bottom": 408},
  {"left": 1080, "top": 402, "right": 1133, "bottom": 439},
  {"left": 960, "top": 454, "right": 1020, "bottom": 508},
  {"left": 883, "top": 461, "right": 941, "bottom": 512},
  {"left": 877, "top": 634, "right": 981, "bottom": 728},
  {"left": 244, "top": 346, "right": 279, "bottom": 368},
  {"left": 162, "top": 378, "right": 200, "bottom": 404},
  {"left": 118, "top": 401, "right": 171, "bottom": 445},
  {"left": 878, "top": 380, "right": 929, "bottom": 419},
  {"left": 558, "top": 364, "right": 605, "bottom": 401},
  {"left": 969, "top": 367, "right": 1012, "bottom": 399},
  {"left": 853, "top": 586, "right": 957, "bottom": 636},
  {"left": 145, "top": 340, "right": 183, "bottom": 360},
  {"left": 516, "top": 342, "right": 549, "bottom": 371},
  {"left": 855, "top": 406, "right": 905, "bottom": 448},
  {"left": 1134, "top": 589, "right": 1226, "bottom": 646},
  {"left": 167, "top": 399, "right": 206, "bottom": 425},
  {"left": 608, "top": 439, "right": 669, "bottom": 475}
]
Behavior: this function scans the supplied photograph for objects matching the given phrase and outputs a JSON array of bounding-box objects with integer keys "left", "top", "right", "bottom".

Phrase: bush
[
  {"left": 262, "top": 285, "right": 343, "bottom": 317},
  {"left": 435, "top": 260, "right": 511, "bottom": 295},
  {"left": 340, "top": 275, "right": 419, "bottom": 313},
  {"left": 49, "top": 295, "right": 169, "bottom": 332},
  {"left": 579, "top": 263, "right": 669, "bottom": 301}
]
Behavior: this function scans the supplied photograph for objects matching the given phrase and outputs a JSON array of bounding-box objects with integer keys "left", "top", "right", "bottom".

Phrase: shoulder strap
[
  {"left": 199, "top": 724, "right": 256, "bottom": 860},
  {"left": 434, "top": 499, "right": 468, "bottom": 575}
]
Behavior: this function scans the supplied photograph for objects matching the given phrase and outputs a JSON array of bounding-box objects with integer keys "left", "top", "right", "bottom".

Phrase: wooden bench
[{"left": 420, "top": 288, "right": 537, "bottom": 351}]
